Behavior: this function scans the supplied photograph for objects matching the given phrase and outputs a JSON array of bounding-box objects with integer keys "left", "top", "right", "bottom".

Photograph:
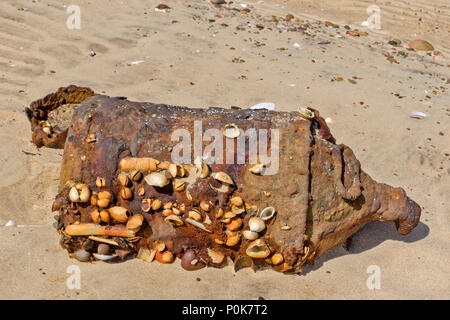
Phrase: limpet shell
[
  {"left": 144, "top": 172, "right": 170, "bottom": 187},
  {"left": 298, "top": 107, "right": 314, "bottom": 119},
  {"left": 109, "top": 206, "right": 129, "bottom": 223},
  {"left": 224, "top": 211, "right": 236, "bottom": 219},
  {"left": 232, "top": 205, "right": 245, "bottom": 215},
  {"left": 130, "top": 170, "right": 142, "bottom": 182},
  {"left": 78, "top": 185, "right": 90, "bottom": 202},
  {"left": 174, "top": 181, "right": 185, "bottom": 192},
  {"left": 259, "top": 207, "right": 276, "bottom": 221},
  {"left": 249, "top": 217, "right": 265, "bottom": 233},
  {"left": 188, "top": 210, "right": 202, "bottom": 221},
  {"left": 126, "top": 214, "right": 144, "bottom": 231},
  {"left": 141, "top": 199, "right": 152, "bottom": 212},
  {"left": 155, "top": 241, "right": 166, "bottom": 252},
  {"left": 185, "top": 218, "right": 212, "bottom": 233},
  {"left": 207, "top": 248, "right": 225, "bottom": 264},
  {"left": 92, "top": 253, "right": 118, "bottom": 261},
  {"left": 223, "top": 123, "right": 240, "bottom": 138},
  {"left": 249, "top": 163, "right": 265, "bottom": 174},
  {"left": 234, "top": 256, "right": 255, "bottom": 273},
  {"left": 226, "top": 234, "right": 241, "bottom": 246},
  {"left": 168, "top": 163, "right": 178, "bottom": 178},
  {"left": 271, "top": 253, "right": 284, "bottom": 265},
  {"left": 227, "top": 218, "right": 243, "bottom": 231},
  {"left": 96, "top": 177, "right": 106, "bottom": 188},
  {"left": 215, "top": 208, "right": 224, "bottom": 218},
  {"left": 156, "top": 251, "right": 174, "bottom": 264},
  {"left": 203, "top": 214, "right": 212, "bottom": 225},
  {"left": 121, "top": 187, "right": 132, "bottom": 199},
  {"left": 100, "top": 210, "right": 110, "bottom": 223},
  {"left": 97, "top": 191, "right": 112, "bottom": 208},
  {"left": 90, "top": 193, "right": 98, "bottom": 206},
  {"left": 200, "top": 200, "right": 210, "bottom": 211},
  {"left": 137, "top": 248, "right": 156, "bottom": 263},
  {"left": 98, "top": 190, "right": 112, "bottom": 200},
  {"left": 230, "top": 196, "right": 243, "bottom": 206},
  {"left": 152, "top": 199, "right": 162, "bottom": 210},
  {"left": 165, "top": 215, "right": 184, "bottom": 226},
  {"left": 90, "top": 209, "right": 101, "bottom": 224},
  {"left": 246, "top": 239, "right": 270, "bottom": 259},
  {"left": 212, "top": 172, "right": 234, "bottom": 185},
  {"left": 118, "top": 173, "right": 130, "bottom": 187},
  {"left": 243, "top": 230, "right": 259, "bottom": 240}
]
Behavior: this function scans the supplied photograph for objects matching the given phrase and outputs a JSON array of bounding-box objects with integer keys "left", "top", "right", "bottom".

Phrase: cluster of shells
[{"left": 61, "top": 125, "right": 288, "bottom": 269}]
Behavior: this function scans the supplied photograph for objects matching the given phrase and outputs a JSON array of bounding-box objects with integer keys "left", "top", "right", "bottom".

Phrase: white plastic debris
[
  {"left": 361, "top": 21, "right": 370, "bottom": 27},
  {"left": 325, "top": 117, "right": 333, "bottom": 124},
  {"left": 131, "top": 60, "right": 145, "bottom": 65},
  {"left": 410, "top": 112, "right": 427, "bottom": 119},
  {"left": 240, "top": 4, "right": 248, "bottom": 8},
  {"left": 288, "top": 84, "right": 296, "bottom": 87},
  {"left": 250, "top": 102, "right": 275, "bottom": 111},
  {"left": 89, "top": 50, "right": 96, "bottom": 57},
  {"left": 5, "top": 220, "right": 15, "bottom": 227},
  {"left": 293, "top": 42, "right": 300, "bottom": 48}
]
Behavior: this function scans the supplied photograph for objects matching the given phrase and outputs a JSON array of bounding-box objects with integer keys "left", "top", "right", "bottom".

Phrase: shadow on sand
[{"left": 301, "top": 220, "right": 429, "bottom": 275}]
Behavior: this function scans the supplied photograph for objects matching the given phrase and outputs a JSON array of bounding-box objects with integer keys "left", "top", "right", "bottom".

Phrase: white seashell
[
  {"left": 243, "top": 230, "right": 259, "bottom": 240},
  {"left": 92, "top": 253, "right": 118, "bottom": 261},
  {"left": 5, "top": 220, "right": 16, "bottom": 227},
  {"left": 212, "top": 172, "right": 234, "bottom": 185},
  {"left": 203, "top": 214, "right": 212, "bottom": 225},
  {"left": 259, "top": 207, "right": 276, "bottom": 221},
  {"left": 298, "top": 107, "right": 314, "bottom": 119},
  {"left": 223, "top": 124, "right": 240, "bottom": 139},
  {"left": 78, "top": 185, "right": 91, "bottom": 202},
  {"left": 249, "top": 217, "right": 265, "bottom": 233},
  {"left": 410, "top": 111, "right": 427, "bottom": 119},
  {"left": 246, "top": 239, "right": 270, "bottom": 259},
  {"left": 145, "top": 172, "right": 169, "bottom": 187},
  {"left": 250, "top": 102, "right": 275, "bottom": 111},
  {"left": 185, "top": 218, "right": 212, "bottom": 233},
  {"left": 69, "top": 187, "right": 79, "bottom": 202},
  {"left": 249, "top": 163, "right": 265, "bottom": 174},
  {"left": 164, "top": 215, "right": 184, "bottom": 226}
]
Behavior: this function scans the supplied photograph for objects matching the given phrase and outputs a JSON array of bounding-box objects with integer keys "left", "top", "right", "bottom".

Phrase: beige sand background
[{"left": 0, "top": 0, "right": 448, "bottom": 299}]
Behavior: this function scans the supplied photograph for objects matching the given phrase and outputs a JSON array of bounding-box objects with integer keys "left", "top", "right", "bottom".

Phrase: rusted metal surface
[{"left": 27, "top": 85, "right": 421, "bottom": 273}]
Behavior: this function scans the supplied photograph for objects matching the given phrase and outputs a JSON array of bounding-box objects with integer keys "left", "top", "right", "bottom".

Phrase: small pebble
[
  {"left": 5, "top": 220, "right": 16, "bottom": 227},
  {"left": 73, "top": 249, "right": 91, "bottom": 262},
  {"left": 97, "top": 243, "right": 110, "bottom": 255}
]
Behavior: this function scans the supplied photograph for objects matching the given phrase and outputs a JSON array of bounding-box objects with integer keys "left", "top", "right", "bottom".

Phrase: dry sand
[{"left": 0, "top": 0, "right": 448, "bottom": 299}]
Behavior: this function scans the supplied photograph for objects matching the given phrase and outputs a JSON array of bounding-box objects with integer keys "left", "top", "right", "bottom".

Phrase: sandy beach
[{"left": 0, "top": 0, "right": 448, "bottom": 299}]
